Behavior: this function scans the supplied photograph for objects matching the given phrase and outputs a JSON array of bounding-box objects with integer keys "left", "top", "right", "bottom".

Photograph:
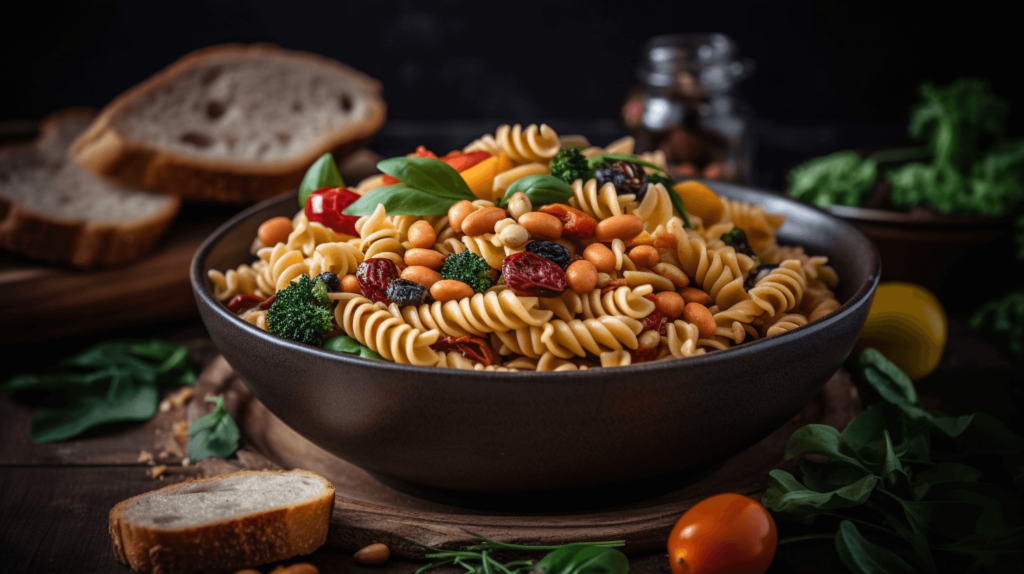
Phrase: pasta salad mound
[{"left": 209, "top": 124, "right": 841, "bottom": 371}]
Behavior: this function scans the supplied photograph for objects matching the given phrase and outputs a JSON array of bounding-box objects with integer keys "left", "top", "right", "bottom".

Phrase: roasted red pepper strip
[
  {"left": 431, "top": 335, "right": 496, "bottom": 366},
  {"left": 258, "top": 293, "right": 277, "bottom": 310},
  {"left": 227, "top": 294, "right": 262, "bottom": 313},
  {"left": 639, "top": 295, "right": 665, "bottom": 332},
  {"left": 304, "top": 187, "right": 361, "bottom": 236},
  {"left": 537, "top": 204, "right": 598, "bottom": 239}
]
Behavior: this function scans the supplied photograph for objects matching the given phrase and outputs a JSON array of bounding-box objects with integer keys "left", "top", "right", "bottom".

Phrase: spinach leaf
[
  {"left": 971, "top": 291, "right": 1024, "bottom": 356},
  {"left": 530, "top": 545, "right": 629, "bottom": 574},
  {"left": 187, "top": 394, "right": 240, "bottom": 461},
  {"left": 298, "top": 152, "right": 344, "bottom": 208},
  {"left": 835, "top": 521, "right": 918, "bottom": 574},
  {"left": 344, "top": 184, "right": 460, "bottom": 216},
  {"left": 376, "top": 157, "right": 475, "bottom": 201},
  {"left": 498, "top": 174, "right": 574, "bottom": 208},
  {"left": 763, "top": 471, "right": 877, "bottom": 523},
  {"left": 323, "top": 335, "right": 384, "bottom": 360},
  {"left": 2, "top": 340, "right": 196, "bottom": 443},
  {"left": 787, "top": 151, "right": 878, "bottom": 209}
]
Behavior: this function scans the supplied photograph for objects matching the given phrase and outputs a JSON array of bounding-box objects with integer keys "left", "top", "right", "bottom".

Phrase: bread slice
[
  {"left": 70, "top": 43, "right": 387, "bottom": 203},
  {"left": 0, "top": 109, "right": 180, "bottom": 267},
  {"left": 109, "top": 469, "right": 335, "bottom": 574}
]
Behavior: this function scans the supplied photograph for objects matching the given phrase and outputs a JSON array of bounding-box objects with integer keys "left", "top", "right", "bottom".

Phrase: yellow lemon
[{"left": 855, "top": 282, "right": 947, "bottom": 380}]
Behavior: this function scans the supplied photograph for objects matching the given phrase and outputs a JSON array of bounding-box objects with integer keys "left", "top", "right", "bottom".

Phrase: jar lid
[{"left": 637, "top": 33, "right": 751, "bottom": 94}]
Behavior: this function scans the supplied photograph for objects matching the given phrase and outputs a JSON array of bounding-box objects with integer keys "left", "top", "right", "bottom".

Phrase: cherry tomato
[
  {"left": 304, "top": 187, "right": 361, "bottom": 236},
  {"left": 668, "top": 493, "right": 777, "bottom": 574}
]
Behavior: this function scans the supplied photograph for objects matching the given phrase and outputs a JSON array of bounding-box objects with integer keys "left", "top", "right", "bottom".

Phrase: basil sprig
[
  {"left": 344, "top": 157, "right": 477, "bottom": 216},
  {"left": 187, "top": 394, "right": 240, "bottom": 461},
  {"left": 498, "top": 174, "right": 574, "bottom": 208},
  {"left": 588, "top": 153, "right": 693, "bottom": 228},
  {"left": 323, "top": 335, "right": 383, "bottom": 361},
  {"left": 298, "top": 153, "right": 344, "bottom": 207}
]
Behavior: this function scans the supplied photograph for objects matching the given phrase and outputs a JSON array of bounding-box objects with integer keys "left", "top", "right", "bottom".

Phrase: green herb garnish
[
  {"left": 498, "top": 174, "right": 574, "bottom": 208},
  {"left": 971, "top": 291, "right": 1024, "bottom": 356},
  {"left": 344, "top": 157, "right": 477, "bottom": 216},
  {"left": 1, "top": 340, "right": 196, "bottom": 443},
  {"left": 411, "top": 533, "right": 627, "bottom": 574},
  {"left": 187, "top": 394, "right": 240, "bottom": 461},
  {"left": 323, "top": 335, "right": 384, "bottom": 361},
  {"left": 548, "top": 147, "right": 592, "bottom": 184},
  {"left": 298, "top": 152, "right": 344, "bottom": 208},
  {"left": 788, "top": 151, "right": 879, "bottom": 209}
]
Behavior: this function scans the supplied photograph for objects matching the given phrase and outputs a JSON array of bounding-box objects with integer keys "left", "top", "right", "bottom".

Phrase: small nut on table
[{"left": 354, "top": 543, "right": 390, "bottom": 565}]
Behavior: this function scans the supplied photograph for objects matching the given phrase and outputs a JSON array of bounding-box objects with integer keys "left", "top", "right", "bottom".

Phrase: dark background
[{"left": 2, "top": 0, "right": 1019, "bottom": 187}]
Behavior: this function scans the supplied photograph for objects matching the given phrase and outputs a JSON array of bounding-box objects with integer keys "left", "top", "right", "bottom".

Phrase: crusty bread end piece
[
  {"left": 70, "top": 43, "right": 387, "bottom": 203},
  {"left": 109, "top": 469, "right": 335, "bottom": 574},
  {"left": 0, "top": 109, "right": 180, "bottom": 267}
]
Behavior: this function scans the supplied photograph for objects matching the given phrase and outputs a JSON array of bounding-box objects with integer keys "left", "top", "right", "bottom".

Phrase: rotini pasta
[
  {"left": 336, "top": 294, "right": 441, "bottom": 366},
  {"left": 570, "top": 178, "right": 635, "bottom": 220},
  {"left": 354, "top": 204, "right": 404, "bottom": 266},
  {"left": 396, "top": 290, "right": 552, "bottom": 337}
]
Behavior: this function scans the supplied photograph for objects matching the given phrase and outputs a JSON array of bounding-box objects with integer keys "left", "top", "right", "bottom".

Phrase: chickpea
[
  {"left": 497, "top": 222, "right": 530, "bottom": 248},
  {"left": 595, "top": 214, "right": 644, "bottom": 242},
  {"left": 679, "top": 287, "right": 712, "bottom": 306},
  {"left": 461, "top": 206, "right": 507, "bottom": 236},
  {"left": 404, "top": 248, "right": 446, "bottom": 270},
  {"left": 565, "top": 260, "right": 598, "bottom": 294},
  {"left": 430, "top": 280, "right": 474, "bottom": 302},
  {"left": 628, "top": 245, "right": 660, "bottom": 268},
  {"left": 257, "top": 217, "right": 293, "bottom": 247},
  {"left": 583, "top": 243, "right": 616, "bottom": 273},
  {"left": 341, "top": 274, "right": 361, "bottom": 294},
  {"left": 596, "top": 272, "right": 613, "bottom": 288},
  {"left": 682, "top": 302, "right": 716, "bottom": 339},
  {"left": 655, "top": 291, "right": 685, "bottom": 320},
  {"left": 407, "top": 220, "right": 437, "bottom": 249},
  {"left": 401, "top": 266, "right": 441, "bottom": 289},
  {"left": 353, "top": 543, "right": 390, "bottom": 566},
  {"left": 507, "top": 192, "right": 533, "bottom": 222},
  {"left": 518, "top": 212, "right": 562, "bottom": 240},
  {"left": 448, "top": 200, "right": 474, "bottom": 233}
]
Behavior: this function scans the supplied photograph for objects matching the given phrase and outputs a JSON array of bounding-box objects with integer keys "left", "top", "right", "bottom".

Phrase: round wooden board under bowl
[{"left": 192, "top": 356, "right": 859, "bottom": 559}]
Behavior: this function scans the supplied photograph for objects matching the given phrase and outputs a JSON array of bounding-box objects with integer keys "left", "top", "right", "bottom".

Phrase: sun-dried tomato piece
[
  {"left": 501, "top": 252, "right": 567, "bottom": 297},
  {"left": 356, "top": 258, "right": 400, "bottom": 304},
  {"left": 431, "top": 335, "right": 496, "bottom": 366},
  {"left": 631, "top": 345, "right": 661, "bottom": 363},
  {"left": 537, "top": 203, "right": 598, "bottom": 239},
  {"left": 640, "top": 294, "right": 665, "bottom": 332},
  {"left": 258, "top": 293, "right": 277, "bottom": 310},
  {"left": 227, "top": 294, "right": 262, "bottom": 313}
]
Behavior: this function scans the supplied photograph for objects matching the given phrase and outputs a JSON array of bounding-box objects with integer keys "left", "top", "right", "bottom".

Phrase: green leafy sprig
[
  {"left": 763, "top": 349, "right": 1024, "bottom": 574},
  {"left": 187, "top": 394, "right": 240, "bottom": 461},
  {"left": 323, "top": 335, "right": 384, "bottom": 361},
  {"left": 344, "top": 157, "right": 477, "bottom": 216},
  {"left": 971, "top": 291, "right": 1024, "bottom": 356},
  {"left": 298, "top": 153, "right": 344, "bottom": 208},
  {"left": 410, "top": 533, "right": 627, "bottom": 574},
  {"left": 1, "top": 340, "right": 196, "bottom": 443},
  {"left": 498, "top": 174, "right": 573, "bottom": 208}
]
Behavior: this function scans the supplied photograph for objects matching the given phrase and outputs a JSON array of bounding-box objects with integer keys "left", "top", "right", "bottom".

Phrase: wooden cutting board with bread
[{"left": 0, "top": 43, "right": 385, "bottom": 344}]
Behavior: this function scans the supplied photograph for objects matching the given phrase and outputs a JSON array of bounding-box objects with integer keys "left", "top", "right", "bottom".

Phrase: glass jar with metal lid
[{"left": 623, "top": 33, "right": 754, "bottom": 183}]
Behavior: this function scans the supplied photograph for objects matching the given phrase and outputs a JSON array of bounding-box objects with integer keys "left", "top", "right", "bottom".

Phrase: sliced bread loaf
[
  {"left": 0, "top": 109, "right": 180, "bottom": 267},
  {"left": 109, "top": 469, "right": 335, "bottom": 574},
  {"left": 70, "top": 43, "right": 387, "bottom": 203}
]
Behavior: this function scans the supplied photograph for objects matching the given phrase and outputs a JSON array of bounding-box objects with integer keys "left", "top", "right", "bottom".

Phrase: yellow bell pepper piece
[
  {"left": 673, "top": 180, "right": 726, "bottom": 226},
  {"left": 855, "top": 282, "right": 947, "bottom": 380},
  {"left": 460, "top": 153, "right": 514, "bottom": 200}
]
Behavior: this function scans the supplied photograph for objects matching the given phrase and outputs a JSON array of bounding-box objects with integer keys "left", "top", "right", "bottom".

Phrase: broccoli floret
[
  {"left": 266, "top": 275, "right": 334, "bottom": 346},
  {"left": 549, "top": 147, "right": 592, "bottom": 184},
  {"left": 440, "top": 250, "right": 493, "bottom": 293},
  {"left": 721, "top": 228, "right": 754, "bottom": 257}
]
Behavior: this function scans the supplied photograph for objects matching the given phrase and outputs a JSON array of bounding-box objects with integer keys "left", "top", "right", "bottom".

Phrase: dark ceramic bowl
[{"left": 191, "top": 181, "right": 880, "bottom": 493}]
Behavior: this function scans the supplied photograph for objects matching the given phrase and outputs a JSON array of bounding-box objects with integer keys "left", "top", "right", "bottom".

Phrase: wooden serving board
[{"left": 190, "top": 356, "right": 860, "bottom": 559}]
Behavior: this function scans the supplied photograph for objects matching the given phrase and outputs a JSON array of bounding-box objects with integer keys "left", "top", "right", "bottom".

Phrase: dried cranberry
[
  {"left": 227, "top": 294, "right": 262, "bottom": 313},
  {"left": 356, "top": 258, "right": 400, "bottom": 303},
  {"left": 595, "top": 160, "right": 649, "bottom": 200},
  {"left": 537, "top": 203, "right": 597, "bottom": 239},
  {"left": 525, "top": 240, "right": 571, "bottom": 270},
  {"left": 501, "top": 252, "right": 567, "bottom": 298},
  {"left": 305, "top": 187, "right": 361, "bottom": 236},
  {"left": 317, "top": 272, "right": 341, "bottom": 292},
  {"left": 431, "top": 335, "right": 496, "bottom": 366},
  {"left": 386, "top": 278, "right": 432, "bottom": 306}
]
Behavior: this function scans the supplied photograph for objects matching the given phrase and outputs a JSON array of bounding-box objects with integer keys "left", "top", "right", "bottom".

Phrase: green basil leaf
[
  {"left": 786, "top": 424, "right": 867, "bottom": 469},
  {"left": 344, "top": 184, "right": 460, "bottom": 217},
  {"left": 298, "top": 153, "right": 344, "bottom": 208},
  {"left": 858, "top": 348, "right": 919, "bottom": 404},
  {"left": 587, "top": 153, "right": 668, "bottom": 173},
  {"left": 29, "top": 376, "right": 158, "bottom": 443},
  {"left": 799, "top": 458, "right": 873, "bottom": 492},
  {"left": 188, "top": 394, "right": 240, "bottom": 461},
  {"left": 377, "top": 157, "right": 474, "bottom": 200},
  {"left": 762, "top": 470, "right": 878, "bottom": 523},
  {"left": 531, "top": 545, "right": 629, "bottom": 574},
  {"left": 324, "top": 335, "right": 384, "bottom": 361},
  {"left": 911, "top": 463, "right": 982, "bottom": 500},
  {"left": 835, "top": 521, "right": 919, "bottom": 574},
  {"left": 499, "top": 174, "right": 573, "bottom": 208}
]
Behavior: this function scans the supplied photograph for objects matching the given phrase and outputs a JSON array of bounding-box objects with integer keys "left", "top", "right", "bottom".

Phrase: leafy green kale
[
  {"left": 440, "top": 250, "right": 492, "bottom": 293},
  {"left": 187, "top": 394, "right": 240, "bottom": 461},
  {"left": 1, "top": 340, "right": 196, "bottom": 443},
  {"left": 971, "top": 291, "right": 1024, "bottom": 356},
  {"left": 266, "top": 275, "right": 335, "bottom": 346},
  {"left": 787, "top": 151, "right": 878, "bottom": 208},
  {"left": 763, "top": 348, "right": 1024, "bottom": 574},
  {"left": 548, "top": 147, "right": 592, "bottom": 184},
  {"left": 910, "top": 78, "right": 1008, "bottom": 172}
]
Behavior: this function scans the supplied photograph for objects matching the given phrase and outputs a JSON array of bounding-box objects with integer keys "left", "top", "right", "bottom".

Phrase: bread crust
[
  {"left": 0, "top": 109, "right": 181, "bottom": 268},
  {"left": 109, "top": 469, "right": 335, "bottom": 574},
  {"left": 70, "top": 43, "right": 387, "bottom": 203}
]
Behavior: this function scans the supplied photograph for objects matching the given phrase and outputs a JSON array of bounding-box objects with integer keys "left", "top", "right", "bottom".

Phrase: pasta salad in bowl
[{"left": 192, "top": 124, "right": 880, "bottom": 492}]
